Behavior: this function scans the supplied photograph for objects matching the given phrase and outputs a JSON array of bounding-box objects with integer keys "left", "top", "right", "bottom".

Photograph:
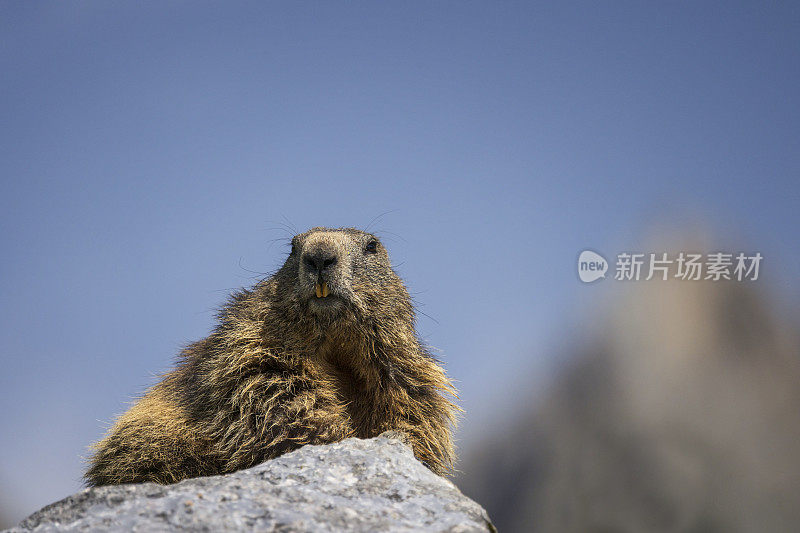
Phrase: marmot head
[{"left": 273, "top": 227, "right": 413, "bottom": 329}]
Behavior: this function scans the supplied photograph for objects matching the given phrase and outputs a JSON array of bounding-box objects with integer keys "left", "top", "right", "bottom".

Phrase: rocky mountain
[{"left": 458, "top": 278, "right": 800, "bottom": 532}]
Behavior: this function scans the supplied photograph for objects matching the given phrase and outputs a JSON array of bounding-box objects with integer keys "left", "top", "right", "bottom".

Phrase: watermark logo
[
  {"left": 578, "top": 250, "right": 608, "bottom": 283},
  {"left": 578, "top": 250, "right": 762, "bottom": 283}
]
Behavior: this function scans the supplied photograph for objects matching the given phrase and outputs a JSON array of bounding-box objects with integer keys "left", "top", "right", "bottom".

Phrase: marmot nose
[{"left": 302, "top": 250, "right": 338, "bottom": 276}]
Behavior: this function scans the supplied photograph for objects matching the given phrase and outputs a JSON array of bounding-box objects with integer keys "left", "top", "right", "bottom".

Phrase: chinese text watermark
[{"left": 578, "top": 251, "right": 762, "bottom": 283}]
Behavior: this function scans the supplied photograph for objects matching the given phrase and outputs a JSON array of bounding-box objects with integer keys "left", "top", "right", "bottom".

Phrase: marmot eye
[{"left": 365, "top": 240, "right": 378, "bottom": 254}]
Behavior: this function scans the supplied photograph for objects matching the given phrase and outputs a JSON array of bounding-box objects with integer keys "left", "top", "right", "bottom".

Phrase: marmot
[{"left": 85, "top": 227, "right": 458, "bottom": 486}]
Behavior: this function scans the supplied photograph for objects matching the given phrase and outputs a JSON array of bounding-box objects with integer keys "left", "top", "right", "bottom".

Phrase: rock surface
[{"left": 8, "top": 434, "right": 493, "bottom": 532}]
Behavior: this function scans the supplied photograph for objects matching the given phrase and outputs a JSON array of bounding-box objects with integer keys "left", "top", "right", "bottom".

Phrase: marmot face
[{"left": 278, "top": 227, "right": 407, "bottom": 327}]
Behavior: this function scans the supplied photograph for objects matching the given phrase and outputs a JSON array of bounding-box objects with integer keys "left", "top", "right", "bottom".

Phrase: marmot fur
[{"left": 85, "top": 227, "right": 458, "bottom": 485}]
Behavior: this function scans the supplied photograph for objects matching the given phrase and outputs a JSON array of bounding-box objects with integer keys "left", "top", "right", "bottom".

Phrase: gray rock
[{"left": 7, "top": 435, "right": 493, "bottom": 532}]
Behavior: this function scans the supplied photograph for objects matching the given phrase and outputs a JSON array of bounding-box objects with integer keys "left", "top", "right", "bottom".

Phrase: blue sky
[{"left": 1, "top": 1, "right": 798, "bottom": 522}]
